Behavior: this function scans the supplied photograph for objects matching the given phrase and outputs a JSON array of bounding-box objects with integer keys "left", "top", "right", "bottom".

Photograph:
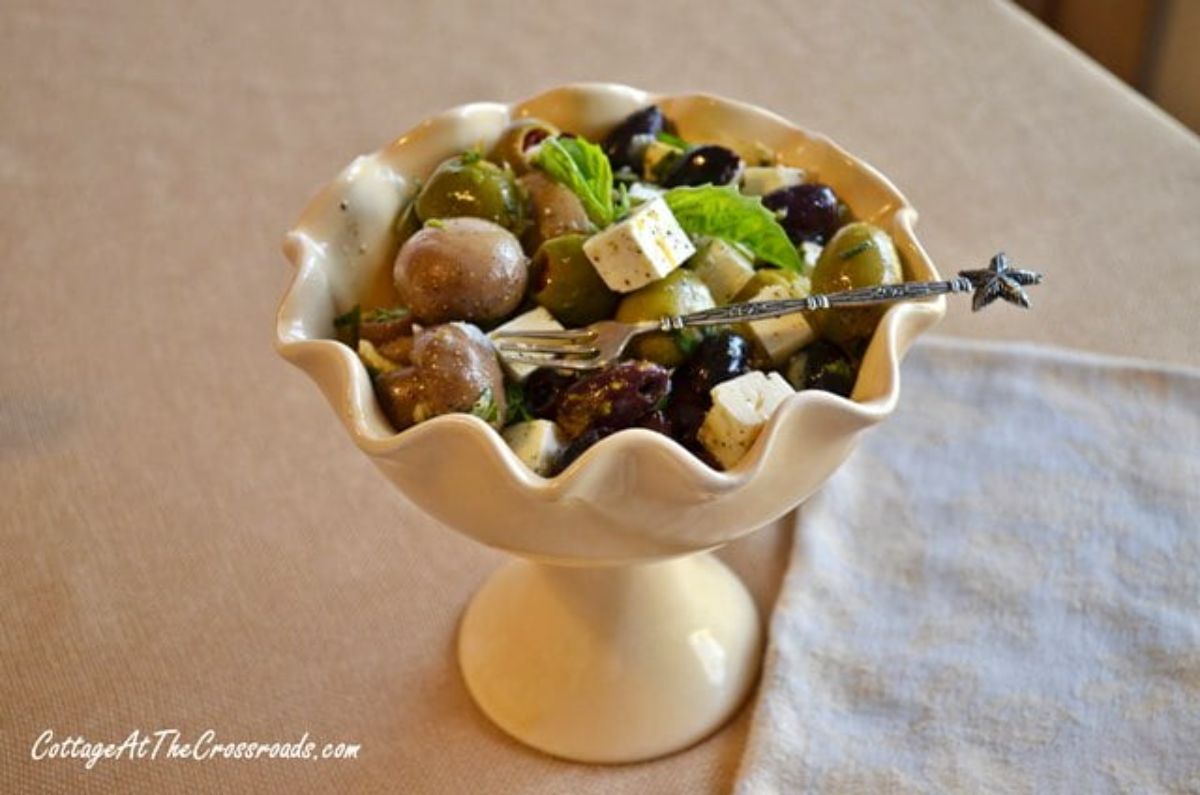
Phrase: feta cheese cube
[
  {"left": 582, "top": 196, "right": 696, "bottom": 293},
  {"left": 744, "top": 284, "right": 817, "bottom": 365},
  {"left": 698, "top": 371, "right": 794, "bottom": 469},
  {"left": 489, "top": 307, "right": 564, "bottom": 383},
  {"left": 799, "top": 241, "right": 823, "bottom": 271},
  {"left": 502, "top": 420, "right": 568, "bottom": 477},
  {"left": 689, "top": 239, "right": 756, "bottom": 305},
  {"left": 740, "top": 166, "right": 807, "bottom": 196}
]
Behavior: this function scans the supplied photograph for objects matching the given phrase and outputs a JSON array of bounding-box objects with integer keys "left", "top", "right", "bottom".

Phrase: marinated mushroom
[
  {"left": 393, "top": 217, "right": 529, "bottom": 325},
  {"left": 518, "top": 171, "right": 590, "bottom": 251},
  {"left": 373, "top": 323, "right": 507, "bottom": 432}
]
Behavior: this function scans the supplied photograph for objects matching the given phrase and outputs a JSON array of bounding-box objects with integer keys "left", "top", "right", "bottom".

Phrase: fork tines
[{"left": 492, "top": 328, "right": 602, "bottom": 370}]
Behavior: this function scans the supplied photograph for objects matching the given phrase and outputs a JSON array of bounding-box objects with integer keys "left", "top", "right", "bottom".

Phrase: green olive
[
  {"left": 616, "top": 269, "right": 715, "bottom": 367},
  {"left": 415, "top": 154, "right": 523, "bottom": 232},
  {"left": 810, "top": 221, "right": 902, "bottom": 347},
  {"left": 732, "top": 267, "right": 811, "bottom": 303},
  {"left": 531, "top": 234, "right": 619, "bottom": 327},
  {"left": 395, "top": 201, "right": 421, "bottom": 247},
  {"left": 488, "top": 118, "right": 559, "bottom": 175}
]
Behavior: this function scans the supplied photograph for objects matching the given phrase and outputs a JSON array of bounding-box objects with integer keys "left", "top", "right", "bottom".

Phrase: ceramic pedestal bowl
[{"left": 276, "top": 83, "right": 944, "bottom": 764}]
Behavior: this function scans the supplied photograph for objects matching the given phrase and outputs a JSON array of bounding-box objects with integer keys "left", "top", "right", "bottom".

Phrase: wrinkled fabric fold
[{"left": 736, "top": 337, "right": 1200, "bottom": 794}]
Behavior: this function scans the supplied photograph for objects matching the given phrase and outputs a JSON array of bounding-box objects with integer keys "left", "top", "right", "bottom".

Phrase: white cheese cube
[
  {"left": 642, "top": 139, "right": 682, "bottom": 181},
  {"left": 582, "top": 196, "right": 696, "bottom": 293},
  {"left": 698, "top": 371, "right": 794, "bottom": 469},
  {"left": 627, "top": 181, "right": 664, "bottom": 205},
  {"left": 689, "top": 239, "right": 756, "bottom": 305},
  {"left": 489, "top": 307, "right": 564, "bottom": 383},
  {"left": 502, "top": 420, "right": 568, "bottom": 477},
  {"left": 744, "top": 284, "right": 817, "bottom": 365},
  {"left": 740, "top": 166, "right": 807, "bottom": 196},
  {"left": 799, "top": 241, "right": 823, "bottom": 271}
]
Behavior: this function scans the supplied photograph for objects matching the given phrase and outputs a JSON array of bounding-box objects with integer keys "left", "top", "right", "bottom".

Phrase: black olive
[
  {"left": 664, "top": 394, "right": 709, "bottom": 451},
  {"left": 523, "top": 368, "right": 580, "bottom": 419},
  {"left": 552, "top": 426, "right": 613, "bottom": 475},
  {"left": 661, "top": 145, "right": 743, "bottom": 188},
  {"left": 603, "top": 105, "right": 666, "bottom": 172},
  {"left": 784, "top": 340, "right": 857, "bottom": 397},
  {"left": 762, "top": 183, "right": 840, "bottom": 244},
  {"left": 635, "top": 410, "right": 671, "bottom": 436},
  {"left": 671, "top": 333, "right": 751, "bottom": 400}
]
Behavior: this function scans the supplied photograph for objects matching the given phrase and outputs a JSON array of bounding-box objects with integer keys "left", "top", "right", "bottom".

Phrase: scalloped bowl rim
[{"left": 275, "top": 83, "right": 943, "bottom": 501}]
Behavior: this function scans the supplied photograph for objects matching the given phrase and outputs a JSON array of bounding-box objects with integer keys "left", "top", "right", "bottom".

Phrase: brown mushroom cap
[
  {"left": 518, "top": 171, "right": 590, "bottom": 251},
  {"left": 373, "top": 323, "right": 506, "bottom": 432},
  {"left": 393, "top": 217, "right": 528, "bottom": 325}
]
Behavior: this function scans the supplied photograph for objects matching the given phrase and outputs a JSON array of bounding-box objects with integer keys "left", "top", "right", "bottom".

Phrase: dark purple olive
[
  {"left": 523, "top": 368, "right": 580, "bottom": 419},
  {"left": 671, "top": 333, "right": 751, "bottom": 400},
  {"left": 603, "top": 105, "right": 666, "bottom": 172},
  {"left": 664, "top": 394, "right": 709, "bottom": 450},
  {"left": 661, "top": 145, "right": 743, "bottom": 188},
  {"left": 762, "top": 183, "right": 840, "bottom": 244},
  {"left": 635, "top": 410, "right": 671, "bottom": 436},
  {"left": 556, "top": 361, "right": 670, "bottom": 439},
  {"left": 784, "top": 340, "right": 857, "bottom": 397},
  {"left": 551, "top": 426, "right": 612, "bottom": 475}
]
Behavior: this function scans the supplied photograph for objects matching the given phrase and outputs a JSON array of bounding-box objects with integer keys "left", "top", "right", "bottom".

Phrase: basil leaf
[
  {"left": 532, "top": 135, "right": 613, "bottom": 227},
  {"left": 655, "top": 130, "right": 689, "bottom": 150},
  {"left": 663, "top": 186, "right": 803, "bottom": 272}
]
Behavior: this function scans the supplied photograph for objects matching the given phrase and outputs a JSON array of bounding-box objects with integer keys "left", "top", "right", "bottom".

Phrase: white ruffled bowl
[{"left": 276, "top": 83, "right": 943, "bottom": 763}]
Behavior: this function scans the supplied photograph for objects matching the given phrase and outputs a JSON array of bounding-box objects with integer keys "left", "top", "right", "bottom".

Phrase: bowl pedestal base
[{"left": 457, "top": 552, "right": 763, "bottom": 764}]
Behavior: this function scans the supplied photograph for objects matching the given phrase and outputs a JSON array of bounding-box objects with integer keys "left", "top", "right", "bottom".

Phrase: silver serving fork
[{"left": 494, "top": 253, "right": 1042, "bottom": 371}]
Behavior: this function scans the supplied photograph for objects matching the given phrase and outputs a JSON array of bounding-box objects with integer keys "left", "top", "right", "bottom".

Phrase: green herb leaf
[
  {"left": 470, "top": 386, "right": 500, "bottom": 425},
  {"left": 662, "top": 186, "right": 803, "bottom": 271},
  {"left": 362, "top": 306, "right": 410, "bottom": 323},
  {"left": 505, "top": 382, "right": 533, "bottom": 425},
  {"left": 613, "top": 182, "right": 631, "bottom": 221},
  {"left": 333, "top": 305, "right": 361, "bottom": 348},
  {"left": 655, "top": 130, "right": 689, "bottom": 150},
  {"left": 532, "top": 135, "right": 613, "bottom": 227}
]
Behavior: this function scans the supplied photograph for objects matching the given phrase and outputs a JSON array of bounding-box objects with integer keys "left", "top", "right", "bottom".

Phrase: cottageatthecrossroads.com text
[{"left": 30, "top": 729, "right": 361, "bottom": 770}]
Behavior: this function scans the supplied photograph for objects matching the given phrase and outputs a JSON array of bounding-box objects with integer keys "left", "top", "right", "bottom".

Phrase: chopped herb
[
  {"left": 662, "top": 185, "right": 803, "bottom": 271},
  {"left": 532, "top": 135, "right": 614, "bottom": 227},
  {"left": 461, "top": 148, "right": 483, "bottom": 165},
  {"left": 674, "top": 331, "right": 701, "bottom": 357},
  {"left": 471, "top": 387, "right": 500, "bottom": 425},
  {"left": 424, "top": 218, "right": 445, "bottom": 229},
  {"left": 839, "top": 239, "right": 875, "bottom": 260},
  {"left": 362, "top": 306, "right": 410, "bottom": 323},
  {"left": 613, "top": 182, "right": 631, "bottom": 220},
  {"left": 333, "top": 304, "right": 361, "bottom": 347},
  {"left": 655, "top": 130, "right": 689, "bottom": 150},
  {"left": 505, "top": 382, "right": 533, "bottom": 425}
]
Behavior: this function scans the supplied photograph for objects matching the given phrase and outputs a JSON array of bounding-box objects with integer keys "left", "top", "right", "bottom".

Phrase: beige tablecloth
[{"left": 2, "top": 0, "right": 1198, "bottom": 792}]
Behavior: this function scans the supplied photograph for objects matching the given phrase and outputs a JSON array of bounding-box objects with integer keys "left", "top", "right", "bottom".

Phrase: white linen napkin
[{"left": 736, "top": 337, "right": 1200, "bottom": 794}]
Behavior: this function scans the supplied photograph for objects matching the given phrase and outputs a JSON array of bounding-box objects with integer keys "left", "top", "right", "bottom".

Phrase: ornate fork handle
[
  {"left": 663, "top": 279, "right": 973, "bottom": 330},
  {"left": 660, "top": 253, "right": 1044, "bottom": 331}
]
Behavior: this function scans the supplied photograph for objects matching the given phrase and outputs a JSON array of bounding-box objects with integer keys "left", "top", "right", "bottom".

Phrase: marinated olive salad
[{"left": 334, "top": 105, "right": 904, "bottom": 475}]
